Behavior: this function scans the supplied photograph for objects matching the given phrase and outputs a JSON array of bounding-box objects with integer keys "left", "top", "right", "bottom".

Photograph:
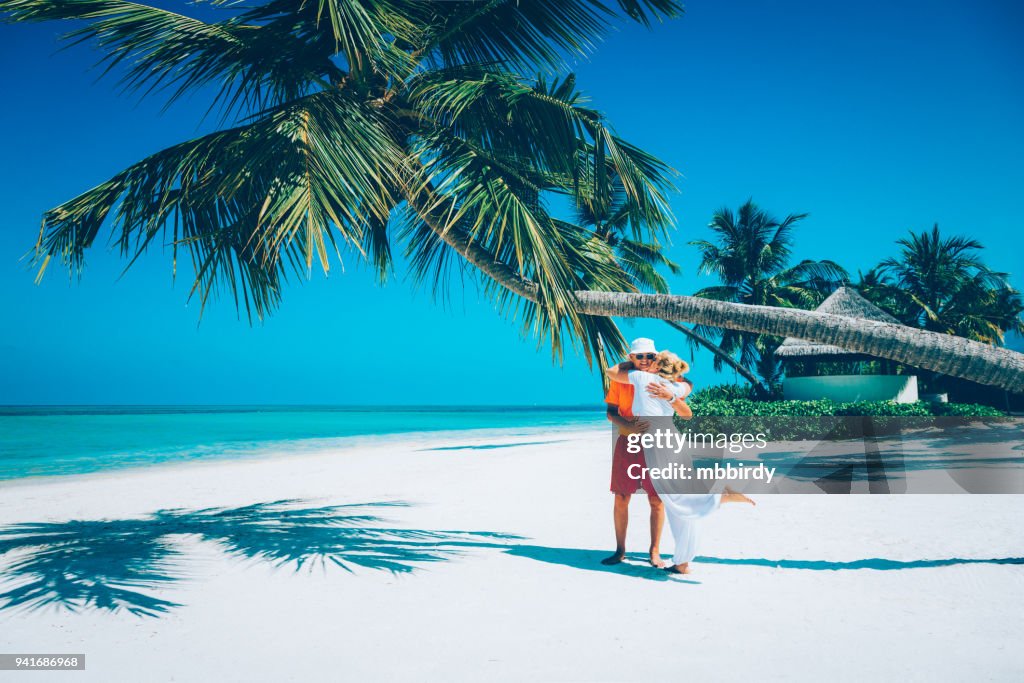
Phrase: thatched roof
[{"left": 775, "top": 287, "right": 901, "bottom": 359}]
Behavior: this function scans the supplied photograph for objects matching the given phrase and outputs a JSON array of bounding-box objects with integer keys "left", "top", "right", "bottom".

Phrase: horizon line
[{"left": 0, "top": 403, "right": 607, "bottom": 409}]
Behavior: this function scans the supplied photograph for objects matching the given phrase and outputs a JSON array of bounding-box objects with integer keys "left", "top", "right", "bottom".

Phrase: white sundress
[{"left": 624, "top": 370, "right": 721, "bottom": 566}]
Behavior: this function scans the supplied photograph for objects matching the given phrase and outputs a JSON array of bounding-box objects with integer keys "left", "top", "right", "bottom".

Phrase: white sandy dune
[{"left": 1, "top": 427, "right": 1022, "bottom": 682}]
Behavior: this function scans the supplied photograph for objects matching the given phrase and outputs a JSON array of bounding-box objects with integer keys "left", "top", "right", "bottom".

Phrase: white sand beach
[{"left": 1, "top": 426, "right": 1022, "bottom": 682}]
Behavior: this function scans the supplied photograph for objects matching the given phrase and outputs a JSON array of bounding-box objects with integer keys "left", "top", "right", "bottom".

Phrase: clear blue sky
[{"left": 1, "top": 0, "right": 1021, "bottom": 405}]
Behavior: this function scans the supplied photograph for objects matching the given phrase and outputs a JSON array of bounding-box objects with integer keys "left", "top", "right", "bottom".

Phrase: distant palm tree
[
  {"left": 689, "top": 199, "right": 847, "bottom": 388},
  {"left": 864, "top": 225, "right": 1024, "bottom": 344},
  {"left": 4, "top": 0, "right": 1024, "bottom": 391}
]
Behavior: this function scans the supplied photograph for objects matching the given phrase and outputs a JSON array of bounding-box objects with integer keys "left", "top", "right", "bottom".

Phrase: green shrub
[
  {"left": 688, "top": 384, "right": 758, "bottom": 402},
  {"left": 687, "top": 383, "right": 783, "bottom": 402},
  {"left": 930, "top": 402, "right": 1005, "bottom": 417},
  {"left": 680, "top": 399, "right": 1007, "bottom": 440},
  {"left": 833, "top": 401, "right": 933, "bottom": 417},
  {"left": 687, "top": 398, "right": 1005, "bottom": 418}
]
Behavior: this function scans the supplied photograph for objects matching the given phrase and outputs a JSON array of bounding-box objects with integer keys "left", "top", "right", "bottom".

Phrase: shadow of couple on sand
[{"left": 1, "top": 499, "right": 1021, "bottom": 617}]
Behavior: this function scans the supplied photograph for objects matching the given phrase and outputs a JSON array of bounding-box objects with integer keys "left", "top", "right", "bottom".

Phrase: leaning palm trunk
[
  {"left": 417, "top": 205, "right": 1024, "bottom": 392},
  {"left": 663, "top": 320, "right": 766, "bottom": 393},
  {"left": 574, "top": 291, "right": 1023, "bottom": 393}
]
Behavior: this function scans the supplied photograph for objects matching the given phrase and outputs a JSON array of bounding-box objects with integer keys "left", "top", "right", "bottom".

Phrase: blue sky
[{"left": 1, "top": 0, "right": 1022, "bottom": 405}]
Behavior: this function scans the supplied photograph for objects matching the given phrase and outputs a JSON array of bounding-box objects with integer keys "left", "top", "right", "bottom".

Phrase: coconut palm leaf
[
  {"left": 1, "top": 0, "right": 350, "bottom": 115},
  {"left": 420, "top": 0, "right": 682, "bottom": 72},
  {"left": 409, "top": 66, "right": 674, "bottom": 230},
  {"left": 32, "top": 88, "right": 404, "bottom": 319},
  {"left": 612, "top": 237, "right": 680, "bottom": 293}
]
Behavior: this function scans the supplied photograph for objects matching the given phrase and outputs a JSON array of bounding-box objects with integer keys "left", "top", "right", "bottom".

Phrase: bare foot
[
  {"left": 648, "top": 550, "right": 665, "bottom": 568},
  {"left": 665, "top": 563, "right": 691, "bottom": 574},
  {"left": 722, "top": 487, "right": 756, "bottom": 506},
  {"left": 600, "top": 551, "right": 626, "bottom": 566}
]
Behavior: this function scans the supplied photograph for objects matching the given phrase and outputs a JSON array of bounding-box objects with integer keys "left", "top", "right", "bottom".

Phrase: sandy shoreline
[{"left": 1, "top": 426, "right": 1022, "bottom": 681}]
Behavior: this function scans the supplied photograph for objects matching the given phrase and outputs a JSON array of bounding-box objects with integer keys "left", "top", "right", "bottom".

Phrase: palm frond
[
  {"left": 0, "top": 0, "right": 348, "bottom": 115},
  {"left": 421, "top": 0, "right": 682, "bottom": 72},
  {"left": 612, "top": 237, "right": 680, "bottom": 293},
  {"left": 33, "top": 88, "right": 404, "bottom": 320},
  {"left": 307, "top": 0, "right": 419, "bottom": 76}
]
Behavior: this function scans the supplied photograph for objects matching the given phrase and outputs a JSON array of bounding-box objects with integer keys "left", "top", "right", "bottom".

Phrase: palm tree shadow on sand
[
  {"left": 0, "top": 500, "right": 515, "bottom": 617},
  {"left": 3, "top": 501, "right": 1022, "bottom": 617}
]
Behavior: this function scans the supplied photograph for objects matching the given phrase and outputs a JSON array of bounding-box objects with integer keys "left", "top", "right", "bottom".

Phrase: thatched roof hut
[
  {"left": 775, "top": 286, "right": 901, "bottom": 361},
  {"left": 777, "top": 287, "right": 919, "bottom": 401}
]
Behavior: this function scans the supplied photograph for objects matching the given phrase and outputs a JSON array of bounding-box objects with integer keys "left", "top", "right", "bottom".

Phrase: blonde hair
[{"left": 655, "top": 351, "right": 689, "bottom": 380}]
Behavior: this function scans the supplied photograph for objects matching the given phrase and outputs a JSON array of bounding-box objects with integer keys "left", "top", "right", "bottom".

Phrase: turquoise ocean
[{"left": 0, "top": 406, "right": 607, "bottom": 481}]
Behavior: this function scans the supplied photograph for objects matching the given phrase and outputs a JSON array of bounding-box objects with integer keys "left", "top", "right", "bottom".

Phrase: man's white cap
[{"left": 629, "top": 338, "right": 658, "bottom": 355}]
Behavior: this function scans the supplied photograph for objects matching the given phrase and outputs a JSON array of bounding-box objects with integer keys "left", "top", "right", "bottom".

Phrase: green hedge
[
  {"left": 929, "top": 402, "right": 1009, "bottom": 417},
  {"left": 679, "top": 399, "right": 1006, "bottom": 440},
  {"left": 687, "top": 398, "right": 1005, "bottom": 418},
  {"left": 688, "top": 384, "right": 761, "bottom": 402}
]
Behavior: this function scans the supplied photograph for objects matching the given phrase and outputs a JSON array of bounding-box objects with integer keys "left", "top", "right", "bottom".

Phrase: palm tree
[
  {"left": 4, "top": 0, "right": 1024, "bottom": 392},
  {"left": 689, "top": 200, "right": 848, "bottom": 389},
  {"left": 867, "top": 225, "right": 1024, "bottom": 344},
  {"left": 9, "top": 0, "right": 683, "bottom": 366},
  {"left": 858, "top": 225, "right": 1024, "bottom": 393}
]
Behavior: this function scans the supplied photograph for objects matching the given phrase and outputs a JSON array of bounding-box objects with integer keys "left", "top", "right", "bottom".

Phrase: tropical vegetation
[
  {"left": 689, "top": 199, "right": 847, "bottom": 391},
  {"left": 687, "top": 396, "right": 1005, "bottom": 418},
  {"left": 3, "top": 0, "right": 1024, "bottom": 392},
  {"left": 858, "top": 225, "right": 1024, "bottom": 345},
  {"left": 683, "top": 392, "right": 1006, "bottom": 442}
]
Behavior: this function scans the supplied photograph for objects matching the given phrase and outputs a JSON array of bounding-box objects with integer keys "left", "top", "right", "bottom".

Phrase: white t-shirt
[{"left": 627, "top": 370, "right": 689, "bottom": 417}]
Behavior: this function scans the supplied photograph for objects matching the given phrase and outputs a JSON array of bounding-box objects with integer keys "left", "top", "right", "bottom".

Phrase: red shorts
[{"left": 609, "top": 434, "right": 659, "bottom": 499}]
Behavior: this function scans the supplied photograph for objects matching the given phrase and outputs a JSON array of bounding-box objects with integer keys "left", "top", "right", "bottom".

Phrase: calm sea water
[{"left": 0, "top": 405, "right": 606, "bottom": 481}]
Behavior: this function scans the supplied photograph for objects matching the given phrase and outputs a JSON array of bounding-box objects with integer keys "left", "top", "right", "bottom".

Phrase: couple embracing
[{"left": 602, "top": 337, "right": 754, "bottom": 575}]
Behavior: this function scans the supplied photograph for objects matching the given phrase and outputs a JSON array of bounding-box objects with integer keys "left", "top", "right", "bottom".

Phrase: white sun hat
[{"left": 628, "top": 338, "right": 658, "bottom": 355}]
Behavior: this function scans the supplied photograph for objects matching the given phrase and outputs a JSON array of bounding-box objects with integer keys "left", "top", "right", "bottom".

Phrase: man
[{"left": 602, "top": 337, "right": 692, "bottom": 568}]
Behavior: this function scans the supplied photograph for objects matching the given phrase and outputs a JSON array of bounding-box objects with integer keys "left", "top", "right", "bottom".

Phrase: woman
[
  {"left": 606, "top": 350, "right": 693, "bottom": 420},
  {"left": 606, "top": 351, "right": 754, "bottom": 574}
]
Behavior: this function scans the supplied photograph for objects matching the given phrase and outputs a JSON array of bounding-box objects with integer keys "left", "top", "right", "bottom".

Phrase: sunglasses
[{"left": 631, "top": 353, "right": 657, "bottom": 361}]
